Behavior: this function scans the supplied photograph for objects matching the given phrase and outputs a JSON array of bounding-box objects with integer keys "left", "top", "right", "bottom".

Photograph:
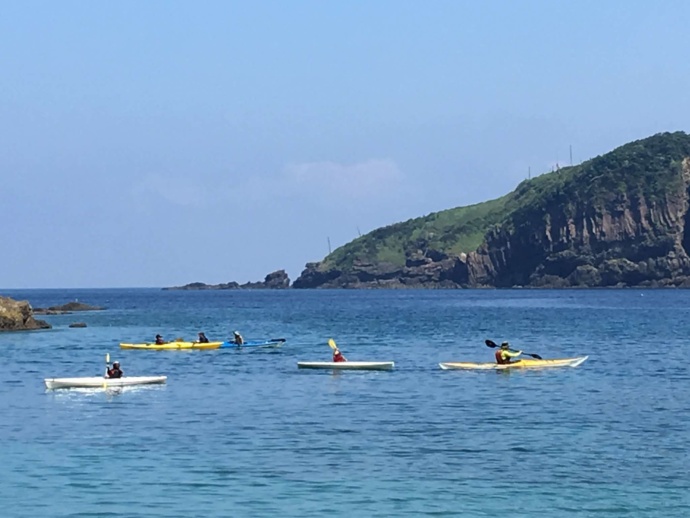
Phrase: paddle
[
  {"left": 485, "top": 339, "right": 543, "bottom": 360},
  {"left": 104, "top": 353, "right": 110, "bottom": 387},
  {"left": 270, "top": 338, "right": 287, "bottom": 343}
]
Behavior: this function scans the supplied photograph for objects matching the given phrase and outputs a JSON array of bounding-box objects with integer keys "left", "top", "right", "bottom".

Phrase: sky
[{"left": 2, "top": 0, "right": 690, "bottom": 288}]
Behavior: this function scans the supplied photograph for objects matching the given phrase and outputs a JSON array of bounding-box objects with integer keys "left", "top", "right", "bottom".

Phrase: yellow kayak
[
  {"left": 120, "top": 341, "right": 223, "bottom": 350},
  {"left": 439, "top": 356, "right": 588, "bottom": 370}
]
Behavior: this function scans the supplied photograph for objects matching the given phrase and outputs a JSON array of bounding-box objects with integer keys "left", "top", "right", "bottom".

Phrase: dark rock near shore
[
  {"left": 34, "top": 301, "right": 105, "bottom": 314},
  {"left": 69, "top": 322, "right": 87, "bottom": 328},
  {"left": 0, "top": 296, "right": 52, "bottom": 331},
  {"left": 164, "top": 270, "right": 291, "bottom": 290}
]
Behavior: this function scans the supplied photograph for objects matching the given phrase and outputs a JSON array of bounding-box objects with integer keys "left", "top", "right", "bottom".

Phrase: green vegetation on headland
[
  {"left": 320, "top": 195, "right": 511, "bottom": 271},
  {"left": 293, "top": 131, "right": 690, "bottom": 288}
]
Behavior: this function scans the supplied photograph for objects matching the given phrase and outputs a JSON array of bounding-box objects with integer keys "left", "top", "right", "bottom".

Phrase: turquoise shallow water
[{"left": 1, "top": 289, "right": 689, "bottom": 517}]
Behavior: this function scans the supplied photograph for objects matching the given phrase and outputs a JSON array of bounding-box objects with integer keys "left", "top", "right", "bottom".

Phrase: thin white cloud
[
  {"left": 133, "top": 174, "right": 208, "bottom": 206},
  {"left": 130, "top": 159, "right": 405, "bottom": 208},
  {"left": 283, "top": 159, "right": 403, "bottom": 199}
]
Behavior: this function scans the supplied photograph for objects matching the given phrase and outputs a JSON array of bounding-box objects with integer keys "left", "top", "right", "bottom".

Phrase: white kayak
[
  {"left": 297, "top": 361, "right": 394, "bottom": 371},
  {"left": 44, "top": 376, "right": 167, "bottom": 390},
  {"left": 439, "top": 356, "right": 588, "bottom": 370}
]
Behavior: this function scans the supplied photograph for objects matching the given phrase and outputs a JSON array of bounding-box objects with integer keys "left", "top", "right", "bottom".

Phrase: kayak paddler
[
  {"left": 233, "top": 331, "right": 244, "bottom": 346},
  {"left": 106, "top": 361, "right": 123, "bottom": 378},
  {"left": 197, "top": 332, "right": 209, "bottom": 343},
  {"left": 333, "top": 348, "right": 347, "bottom": 363},
  {"left": 155, "top": 334, "right": 165, "bottom": 345},
  {"left": 495, "top": 342, "right": 522, "bottom": 364}
]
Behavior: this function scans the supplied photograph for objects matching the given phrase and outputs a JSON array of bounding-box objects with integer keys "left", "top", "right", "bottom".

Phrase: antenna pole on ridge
[{"left": 327, "top": 237, "right": 332, "bottom": 254}]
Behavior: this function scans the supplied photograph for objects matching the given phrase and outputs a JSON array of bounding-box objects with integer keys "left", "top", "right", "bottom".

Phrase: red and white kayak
[
  {"left": 44, "top": 376, "right": 167, "bottom": 390},
  {"left": 297, "top": 361, "right": 394, "bottom": 371},
  {"left": 439, "top": 356, "right": 588, "bottom": 370}
]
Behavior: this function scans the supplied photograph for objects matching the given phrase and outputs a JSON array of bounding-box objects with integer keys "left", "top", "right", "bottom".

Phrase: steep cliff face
[
  {"left": 466, "top": 136, "right": 690, "bottom": 287},
  {"left": 294, "top": 132, "right": 690, "bottom": 288}
]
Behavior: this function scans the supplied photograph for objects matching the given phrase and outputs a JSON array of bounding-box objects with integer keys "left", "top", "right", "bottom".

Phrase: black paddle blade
[
  {"left": 485, "top": 339, "right": 498, "bottom": 348},
  {"left": 527, "top": 353, "right": 543, "bottom": 360},
  {"left": 270, "top": 338, "right": 286, "bottom": 342}
]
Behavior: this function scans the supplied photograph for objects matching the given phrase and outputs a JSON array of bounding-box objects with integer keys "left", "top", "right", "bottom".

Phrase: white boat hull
[
  {"left": 44, "top": 376, "right": 167, "bottom": 390},
  {"left": 297, "top": 361, "right": 394, "bottom": 371}
]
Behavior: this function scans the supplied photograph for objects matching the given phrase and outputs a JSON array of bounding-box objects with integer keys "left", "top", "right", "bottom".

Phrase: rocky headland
[
  {"left": 0, "top": 296, "right": 51, "bottom": 331},
  {"left": 293, "top": 132, "right": 690, "bottom": 288}
]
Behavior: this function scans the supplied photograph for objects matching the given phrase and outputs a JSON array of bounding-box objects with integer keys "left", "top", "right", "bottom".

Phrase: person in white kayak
[
  {"left": 495, "top": 342, "right": 522, "bottom": 364},
  {"left": 333, "top": 349, "right": 347, "bottom": 363},
  {"left": 106, "top": 361, "right": 123, "bottom": 378}
]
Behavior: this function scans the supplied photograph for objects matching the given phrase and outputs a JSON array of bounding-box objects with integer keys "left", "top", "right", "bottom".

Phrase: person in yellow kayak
[
  {"left": 495, "top": 342, "right": 522, "bottom": 364},
  {"left": 106, "top": 361, "right": 123, "bottom": 378},
  {"left": 333, "top": 348, "right": 347, "bottom": 363},
  {"left": 155, "top": 334, "right": 165, "bottom": 345},
  {"left": 197, "top": 332, "right": 209, "bottom": 343}
]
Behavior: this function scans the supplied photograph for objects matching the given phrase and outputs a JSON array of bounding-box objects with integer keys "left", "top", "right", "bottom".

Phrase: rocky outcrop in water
[
  {"left": 293, "top": 132, "right": 690, "bottom": 288},
  {"left": 165, "top": 270, "right": 291, "bottom": 290},
  {"left": 0, "top": 296, "right": 51, "bottom": 331},
  {"left": 34, "top": 301, "right": 105, "bottom": 314}
]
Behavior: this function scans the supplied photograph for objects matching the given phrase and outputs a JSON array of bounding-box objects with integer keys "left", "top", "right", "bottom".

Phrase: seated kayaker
[
  {"left": 197, "top": 332, "right": 209, "bottom": 343},
  {"left": 155, "top": 334, "right": 165, "bottom": 345},
  {"left": 496, "top": 342, "right": 522, "bottom": 364},
  {"left": 106, "top": 361, "right": 123, "bottom": 378},
  {"left": 233, "top": 331, "right": 244, "bottom": 345},
  {"left": 333, "top": 349, "right": 347, "bottom": 362}
]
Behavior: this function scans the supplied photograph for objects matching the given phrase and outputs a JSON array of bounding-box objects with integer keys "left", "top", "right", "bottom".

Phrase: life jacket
[
  {"left": 495, "top": 350, "right": 508, "bottom": 364},
  {"left": 333, "top": 352, "right": 346, "bottom": 363},
  {"left": 107, "top": 367, "right": 123, "bottom": 379}
]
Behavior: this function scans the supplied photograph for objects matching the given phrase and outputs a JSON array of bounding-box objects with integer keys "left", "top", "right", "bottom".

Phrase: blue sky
[{"left": 2, "top": 0, "right": 689, "bottom": 288}]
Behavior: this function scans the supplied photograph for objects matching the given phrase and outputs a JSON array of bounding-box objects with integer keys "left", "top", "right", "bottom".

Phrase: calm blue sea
[{"left": 1, "top": 289, "right": 688, "bottom": 517}]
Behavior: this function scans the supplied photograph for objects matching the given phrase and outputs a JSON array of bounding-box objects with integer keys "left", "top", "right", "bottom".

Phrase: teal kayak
[{"left": 220, "top": 338, "right": 286, "bottom": 349}]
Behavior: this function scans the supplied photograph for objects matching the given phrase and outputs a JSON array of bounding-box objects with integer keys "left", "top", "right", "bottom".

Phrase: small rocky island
[
  {"left": 0, "top": 296, "right": 51, "bottom": 331},
  {"left": 164, "top": 270, "right": 291, "bottom": 290},
  {"left": 33, "top": 301, "right": 106, "bottom": 315}
]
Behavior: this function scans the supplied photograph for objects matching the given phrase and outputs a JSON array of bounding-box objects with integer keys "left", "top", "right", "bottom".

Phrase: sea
[{"left": 0, "top": 288, "right": 688, "bottom": 517}]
